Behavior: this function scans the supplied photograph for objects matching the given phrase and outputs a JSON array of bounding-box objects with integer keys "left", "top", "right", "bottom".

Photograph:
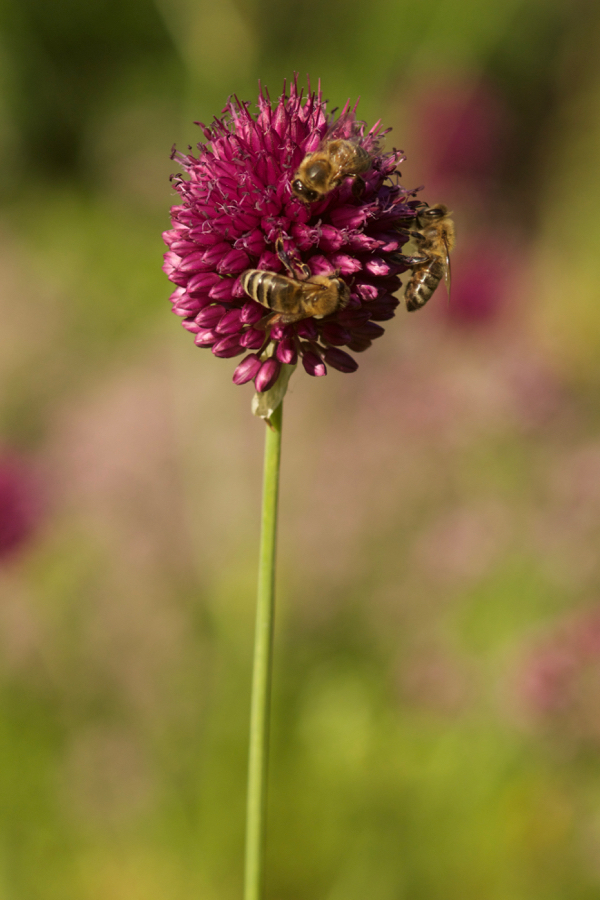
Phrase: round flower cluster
[{"left": 162, "top": 77, "right": 416, "bottom": 393}]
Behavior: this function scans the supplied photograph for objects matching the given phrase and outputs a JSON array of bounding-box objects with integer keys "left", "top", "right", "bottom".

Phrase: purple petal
[
  {"left": 295, "top": 319, "right": 318, "bottom": 340},
  {"left": 233, "top": 353, "right": 262, "bottom": 385},
  {"left": 301, "top": 351, "right": 327, "bottom": 377},
  {"left": 240, "top": 301, "right": 265, "bottom": 325},
  {"left": 195, "top": 305, "right": 226, "bottom": 328},
  {"left": 217, "top": 248, "right": 250, "bottom": 275},
  {"left": 347, "top": 335, "right": 372, "bottom": 352},
  {"left": 330, "top": 253, "right": 362, "bottom": 275},
  {"left": 182, "top": 318, "right": 201, "bottom": 333},
  {"left": 276, "top": 337, "right": 298, "bottom": 365},
  {"left": 323, "top": 347, "right": 358, "bottom": 373},
  {"left": 212, "top": 335, "right": 245, "bottom": 358},
  {"left": 364, "top": 256, "right": 391, "bottom": 277},
  {"left": 179, "top": 250, "right": 209, "bottom": 273},
  {"left": 240, "top": 327, "right": 266, "bottom": 349},
  {"left": 351, "top": 321, "right": 385, "bottom": 340},
  {"left": 320, "top": 323, "right": 352, "bottom": 346},
  {"left": 194, "top": 328, "right": 218, "bottom": 347},
  {"left": 202, "top": 242, "right": 234, "bottom": 268},
  {"left": 209, "top": 278, "right": 236, "bottom": 301},
  {"left": 319, "top": 225, "right": 345, "bottom": 252},
  {"left": 187, "top": 271, "right": 222, "bottom": 295},
  {"left": 337, "top": 307, "right": 371, "bottom": 327},
  {"left": 215, "top": 308, "right": 244, "bottom": 335},
  {"left": 255, "top": 359, "right": 281, "bottom": 392}
]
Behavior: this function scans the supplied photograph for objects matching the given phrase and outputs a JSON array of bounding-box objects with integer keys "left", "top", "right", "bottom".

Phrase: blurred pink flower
[
  {"left": 519, "top": 607, "right": 600, "bottom": 744},
  {"left": 410, "top": 77, "right": 511, "bottom": 197},
  {"left": 442, "top": 233, "right": 513, "bottom": 326},
  {"left": 0, "top": 453, "right": 39, "bottom": 561}
]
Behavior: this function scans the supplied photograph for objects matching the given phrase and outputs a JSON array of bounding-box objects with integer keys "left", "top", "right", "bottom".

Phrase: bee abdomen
[
  {"left": 240, "top": 269, "right": 300, "bottom": 315},
  {"left": 405, "top": 259, "right": 445, "bottom": 311}
]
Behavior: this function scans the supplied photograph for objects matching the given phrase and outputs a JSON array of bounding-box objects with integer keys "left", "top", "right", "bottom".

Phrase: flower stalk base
[{"left": 244, "top": 402, "right": 283, "bottom": 900}]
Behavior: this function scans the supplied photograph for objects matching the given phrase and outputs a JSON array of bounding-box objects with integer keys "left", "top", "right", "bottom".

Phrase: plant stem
[{"left": 244, "top": 402, "right": 283, "bottom": 900}]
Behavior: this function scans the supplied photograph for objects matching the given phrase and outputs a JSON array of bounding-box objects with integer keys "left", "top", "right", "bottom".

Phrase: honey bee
[
  {"left": 291, "top": 112, "right": 376, "bottom": 203},
  {"left": 401, "top": 204, "right": 455, "bottom": 311},
  {"left": 241, "top": 239, "right": 349, "bottom": 324}
]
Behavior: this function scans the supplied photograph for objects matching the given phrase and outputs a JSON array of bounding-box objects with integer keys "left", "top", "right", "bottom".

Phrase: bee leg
[
  {"left": 275, "top": 235, "right": 311, "bottom": 281},
  {"left": 350, "top": 175, "right": 366, "bottom": 198},
  {"left": 275, "top": 237, "right": 295, "bottom": 277},
  {"left": 395, "top": 254, "right": 429, "bottom": 266}
]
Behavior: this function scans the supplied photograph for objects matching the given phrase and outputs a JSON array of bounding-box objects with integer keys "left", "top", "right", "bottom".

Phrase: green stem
[{"left": 244, "top": 402, "right": 283, "bottom": 900}]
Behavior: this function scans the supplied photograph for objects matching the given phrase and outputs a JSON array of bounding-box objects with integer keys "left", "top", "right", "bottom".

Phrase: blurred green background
[{"left": 2, "top": 0, "right": 600, "bottom": 897}]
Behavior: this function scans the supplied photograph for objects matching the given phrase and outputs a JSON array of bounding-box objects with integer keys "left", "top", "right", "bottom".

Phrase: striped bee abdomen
[{"left": 405, "top": 258, "right": 446, "bottom": 311}]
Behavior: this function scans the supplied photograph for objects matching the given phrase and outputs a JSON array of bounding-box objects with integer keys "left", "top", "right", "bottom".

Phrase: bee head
[
  {"left": 292, "top": 179, "right": 319, "bottom": 203},
  {"left": 422, "top": 204, "right": 448, "bottom": 220}
]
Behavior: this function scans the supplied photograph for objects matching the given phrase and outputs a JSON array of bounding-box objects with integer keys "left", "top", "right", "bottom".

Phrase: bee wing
[
  {"left": 320, "top": 110, "right": 364, "bottom": 146},
  {"left": 443, "top": 233, "right": 452, "bottom": 300}
]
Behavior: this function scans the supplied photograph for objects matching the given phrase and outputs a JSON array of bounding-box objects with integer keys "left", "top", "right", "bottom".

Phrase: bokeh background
[{"left": 2, "top": 0, "right": 600, "bottom": 897}]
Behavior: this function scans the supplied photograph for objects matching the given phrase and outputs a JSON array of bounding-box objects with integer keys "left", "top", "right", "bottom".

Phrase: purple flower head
[{"left": 163, "top": 77, "right": 417, "bottom": 399}]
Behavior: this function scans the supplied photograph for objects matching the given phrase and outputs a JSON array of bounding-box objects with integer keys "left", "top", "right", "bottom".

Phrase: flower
[
  {"left": 518, "top": 606, "right": 600, "bottom": 746},
  {"left": 0, "top": 453, "right": 39, "bottom": 561},
  {"left": 162, "top": 77, "right": 417, "bottom": 395}
]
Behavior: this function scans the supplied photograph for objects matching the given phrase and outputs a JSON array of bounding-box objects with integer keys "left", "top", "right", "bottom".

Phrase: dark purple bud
[
  {"left": 169, "top": 286, "right": 186, "bottom": 305},
  {"left": 209, "top": 278, "right": 236, "bottom": 301},
  {"left": 330, "top": 253, "right": 362, "bottom": 275},
  {"left": 232, "top": 354, "right": 263, "bottom": 385},
  {"left": 215, "top": 308, "right": 244, "bottom": 335},
  {"left": 301, "top": 351, "right": 327, "bottom": 377},
  {"left": 292, "top": 223, "right": 320, "bottom": 251},
  {"left": 202, "top": 242, "right": 234, "bottom": 267},
  {"left": 162, "top": 251, "right": 181, "bottom": 277},
  {"left": 217, "top": 248, "right": 250, "bottom": 275},
  {"left": 364, "top": 256, "right": 391, "bottom": 277},
  {"left": 320, "top": 323, "right": 352, "bottom": 346},
  {"left": 256, "top": 250, "right": 281, "bottom": 271},
  {"left": 307, "top": 255, "right": 335, "bottom": 277},
  {"left": 367, "top": 295, "right": 400, "bottom": 321},
  {"left": 255, "top": 359, "right": 281, "bottom": 393},
  {"left": 295, "top": 319, "right": 318, "bottom": 340},
  {"left": 276, "top": 337, "right": 298, "bottom": 365},
  {"left": 347, "top": 233, "right": 380, "bottom": 253},
  {"left": 170, "top": 239, "right": 197, "bottom": 254},
  {"left": 195, "top": 305, "right": 226, "bottom": 328},
  {"left": 187, "top": 271, "right": 222, "bottom": 295},
  {"left": 323, "top": 347, "right": 358, "bottom": 373},
  {"left": 189, "top": 227, "right": 230, "bottom": 246},
  {"left": 212, "top": 335, "right": 245, "bottom": 358},
  {"left": 329, "top": 205, "right": 369, "bottom": 229},
  {"left": 182, "top": 318, "right": 201, "bottom": 333},
  {"left": 179, "top": 250, "right": 209, "bottom": 273},
  {"left": 240, "top": 302, "right": 264, "bottom": 325},
  {"left": 194, "top": 328, "right": 218, "bottom": 347},
  {"left": 238, "top": 228, "right": 265, "bottom": 256},
  {"left": 347, "top": 336, "right": 372, "bottom": 352},
  {"left": 337, "top": 308, "right": 371, "bottom": 328},
  {"left": 174, "top": 297, "right": 215, "bottom": 317},
  {"left": 240, "top": 327, "right": 266, "bottom": 349},
  {"left": 269, "top": 321, "right": 287, "bottom": 341},
  {"left": 352, "top": 321, "right": 385, "bottom": 340},
  {"left": 319, "top": 225, "right": 345, "bottom": 252},
  {"left": 355, "top": 282, "right": 380, "bottom": 301}
]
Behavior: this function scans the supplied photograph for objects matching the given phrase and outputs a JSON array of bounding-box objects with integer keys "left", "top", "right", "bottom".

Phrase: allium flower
[{"left": 162, "top": 77, "right": 417, "bottom": 395}]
